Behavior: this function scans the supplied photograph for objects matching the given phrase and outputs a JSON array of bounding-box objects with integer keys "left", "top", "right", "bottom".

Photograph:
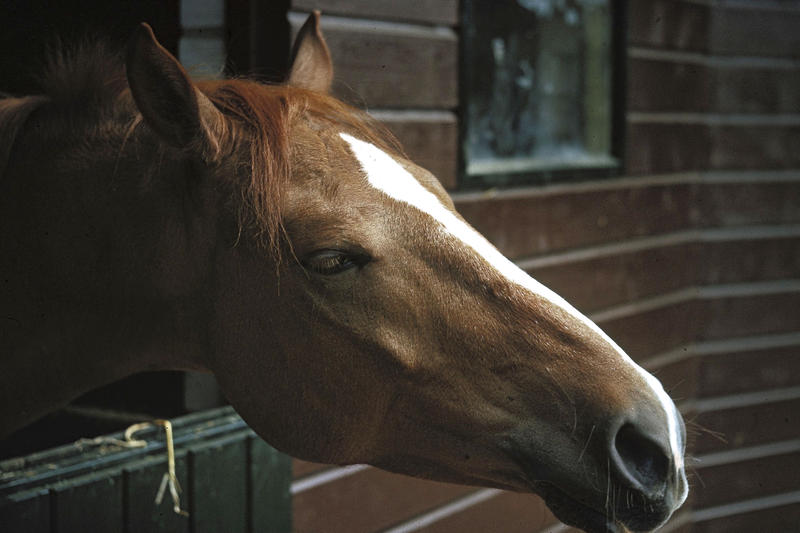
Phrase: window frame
[{"left": 457, "top": 0, "right": 627, "bottom": 190}]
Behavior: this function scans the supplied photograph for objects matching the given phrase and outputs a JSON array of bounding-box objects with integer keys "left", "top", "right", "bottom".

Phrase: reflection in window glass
[{"left": 463, "top": 0, "right": 616, "bottom": 182}]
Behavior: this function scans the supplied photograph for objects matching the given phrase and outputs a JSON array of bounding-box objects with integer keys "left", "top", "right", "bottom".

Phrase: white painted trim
[
  {"left": 381, "top": 489, "right": 503, "bottom": 533},
  {"left": 692, "top": 490, "right": 800, "bottom": 523},
  {"left": 369, "top": 109, "right": 457, "bottom": 123},
  {"left": 588, "top": 279, "right": 800, "bottom": 324},
  {"left": 699, "top": 224, "right": 800, "bottom": 241},
  {"left": 628, "top": 47, "right": 709, "bottom": 66},
  {"left": 517, "top": 224, "right": 800, "bottom": 271},
  {"left": 642, "top": 345, "right": 694, "bottom": 371},
  {"left": 688, "top": 385, "right": 800, "bottom": 413},
  {"left": 467, "top": 154, "right": 618, "bottom": 176},
  {"left": 590, "top": 288, "right": 696, "bottom": 324},
  {"left": 697, "top": 279, "right": 800, "bottom": 298},
  {"left": 517, "top": 231, "right": 693, "bottom": 271},
  {"left": 290, "top": 464, "right": 371, "bottom": 495},
  {"left": 288, "top": 11, "right": 457, "bottom": 39},
  {"left": 451, "top": 172, "right": 700, "bottom": 202},
  {"left": 627, "top": 112, "right": 800, "bottom": 126},
  {"left": 450, "top": 170, "right": 800, "bottom": 204},
  {"left": 693, "top": 331, "right": 800, "bottom": 355},
  {"left": 718, "top": 0, "right": 800, "bottom": 13},
  {"left": 644, "top": 331, "right": 800, "bottom": 370},
  {"left": 628, "top": 46, "right": 800, "bottom": 69},
  {"left": 700, "top": 169, "right": 800, "bottom": 183},
  {"left": 694, "top": 439, "right": 800, "bottom": 468}
]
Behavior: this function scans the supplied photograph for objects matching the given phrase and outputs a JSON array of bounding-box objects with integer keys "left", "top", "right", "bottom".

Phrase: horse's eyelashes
[{"left": 302, "top": 250, "right": 368, "bottom": 275}]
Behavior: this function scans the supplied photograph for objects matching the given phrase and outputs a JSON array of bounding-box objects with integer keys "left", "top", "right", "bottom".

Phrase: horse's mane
[{"left": 2, "top": 39, "right": 401, "bottom": 255}]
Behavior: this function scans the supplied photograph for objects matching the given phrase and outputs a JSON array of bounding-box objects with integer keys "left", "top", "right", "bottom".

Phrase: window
[{"left": 461, "top": 0, "right": 619, "bottom": 187}]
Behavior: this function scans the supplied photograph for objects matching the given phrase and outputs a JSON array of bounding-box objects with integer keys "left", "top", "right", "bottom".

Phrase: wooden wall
[
  {"left": 288, "top": 0, "right": 800, "bottom": 531},
  {"left": 290, "top": 0, "right": 459, "bottom": 189}
]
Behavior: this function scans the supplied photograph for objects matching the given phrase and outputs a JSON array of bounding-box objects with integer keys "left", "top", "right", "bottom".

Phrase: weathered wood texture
[
  {"left": 292, "top": 0, "right": 458, "bottom": 26},
  {"left": 628, "top": 0, "right": 711, "bottom": 52},
  {"left": 289, "top": 13, "right": 457, "bottom": 109},
  {"left": 290, "top": 3, "right": 459, "bottom": 187},
  {"left": 0, "top": 408, "right": 292, "bottom": 533},
  {"left": 293, "top": 468, "right": 474, "bottom": 533}
]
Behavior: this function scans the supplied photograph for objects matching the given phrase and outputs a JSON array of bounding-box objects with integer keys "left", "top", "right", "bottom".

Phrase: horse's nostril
[{"left": 613, "top": 423, "right": 670, "bottom": 495}]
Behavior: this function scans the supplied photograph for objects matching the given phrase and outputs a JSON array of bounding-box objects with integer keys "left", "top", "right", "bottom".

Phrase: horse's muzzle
[{"left": 511, "top": 407, "right": 688, "bottom": 533}]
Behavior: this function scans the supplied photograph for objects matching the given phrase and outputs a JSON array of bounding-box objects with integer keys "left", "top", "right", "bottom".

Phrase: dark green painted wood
[
  {"left": 188, "top": 431, "right": 249, "bottom": 533},
  {"left": 0, "top": 488, "right": 50, "bottom": 533},
  {"left": 249, "top": 436, "right": 292, "bottom": 533},
  {"left": 0, "top": 408, "right": 292, "bottom": 532},
  {"left": 123, "top": 453, "right": 190, "bottom": 533},
  {"left": 52, "top": 470, "right": 123, "bottom": 532}
]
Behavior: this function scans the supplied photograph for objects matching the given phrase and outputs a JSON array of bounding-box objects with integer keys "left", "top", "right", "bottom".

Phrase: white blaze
[{"left": 339, "top": 133, "right": 685, "bottom": 478}]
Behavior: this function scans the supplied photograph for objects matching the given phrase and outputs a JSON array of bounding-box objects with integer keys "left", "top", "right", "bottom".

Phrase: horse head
[{"left": 1, "top": 13, "right": 687, "bottom": 533}]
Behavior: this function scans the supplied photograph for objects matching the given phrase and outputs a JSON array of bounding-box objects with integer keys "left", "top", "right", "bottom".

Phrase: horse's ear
[
  {"left": 288, "top": 11, "right": 333, "bottom": 93},
  {"left": 126, "top": 23, "right": 221, "bottom": 158}
]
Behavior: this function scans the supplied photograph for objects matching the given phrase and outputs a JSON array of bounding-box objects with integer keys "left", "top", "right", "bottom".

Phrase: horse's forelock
[{"left": 202, "top": 80, "right": 403, "bottom": 259}]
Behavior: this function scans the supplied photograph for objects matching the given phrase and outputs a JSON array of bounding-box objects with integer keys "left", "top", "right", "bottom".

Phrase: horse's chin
[{"left": 537, "top": 483, "right": 626, "bottom": 533}]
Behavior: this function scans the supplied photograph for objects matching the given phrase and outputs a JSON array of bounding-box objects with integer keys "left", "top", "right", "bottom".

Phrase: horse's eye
[{"left": 302, "top": 250, "right": 368, "bottom": 275}]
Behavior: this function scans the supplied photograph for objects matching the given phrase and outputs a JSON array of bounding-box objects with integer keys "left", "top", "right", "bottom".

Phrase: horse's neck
[{"left": 0, "top": 109, "right": 212, "bottom": 437}]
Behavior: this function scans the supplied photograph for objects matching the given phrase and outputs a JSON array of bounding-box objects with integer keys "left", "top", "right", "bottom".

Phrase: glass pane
[{"left": 463, "top": 0, "right": 615, "bottom": 179}]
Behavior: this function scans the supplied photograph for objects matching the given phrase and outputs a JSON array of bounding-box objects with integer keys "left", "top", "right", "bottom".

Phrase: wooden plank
[
  {"left": 249, "top": 436, "right": 292, "bottom": 533},
  {"left": 455, "top": 183, "right": 693, "bottom": 259},
  {"left": 52, "top": 470, "right": 123, "bottom": 532},
  {"left": 626, "top": 122, "right": 711, "bottom": 175},
  {"left": 599, "top": 299, "right": 698, "bottom": 359},
  {"left": 372, "top": 110, "right": 458, "bottom": 189},
  {"left": 0, "top": 488, "right": 50, "bottom": 533},
  {"left": 529, "top": 243, "right": 695, "bottom": 313},
  {"left": 411, "top": 491, "right": 556, "bottom": 533},
  {"left": 123, "top": 453, "right": 190, "bottom": 533},
  {"left": 692, "top": 502, "right": 800, "bottom": 533},
  {"left": 188, "top": 432, "right": 249, "bottom": 533},
  {"left": 700, "top": 236, "right": 800, "bottom": 285},
  {"left": 292, "top": 0, "right": 458, "bottom": 26},
  {"left": 290, "top": 12, "right": 458, "bottom": 108},
  {"left": 700, "top": 291, "right": 800, "bottom": 341},
  {"left": 0, "top": 408, "right": 293, "bottom": 533},
  {"left": 292, "top": 467, "right": 473, "bottom": 533},
  {"left": 693, "top": 398, "right": 800, "bottom": 455},
  {"left": 628, "top": 58, "right": 711, "bottom": 113},
  {"left": 628, "top": 0, "right": 710, "bottom": 52},
  {"left": 711, "top": 6, "right": 800, "bottom": 58},
  {"left": 695, "top": 179, "right": 800, "bottom": 228},
  {"left": 529, "top": 234, "right": 799, "bottom": 314},
  {"left": 697, "top": 345, "right": 800, "bottom": 398},
  {"left": 693, "top": 451, "right": 800, "bottom": 509},
  {"left": 711, "top": 125, "right": 800, "bottom": 170},
  {"left": 715, "top": 67, "right": 800, "bottom": 115}
]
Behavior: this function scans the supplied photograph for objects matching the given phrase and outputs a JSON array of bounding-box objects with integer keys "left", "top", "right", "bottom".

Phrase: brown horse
[{"left": 0, "top": 13, "right": 687, "bottom": 533}]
